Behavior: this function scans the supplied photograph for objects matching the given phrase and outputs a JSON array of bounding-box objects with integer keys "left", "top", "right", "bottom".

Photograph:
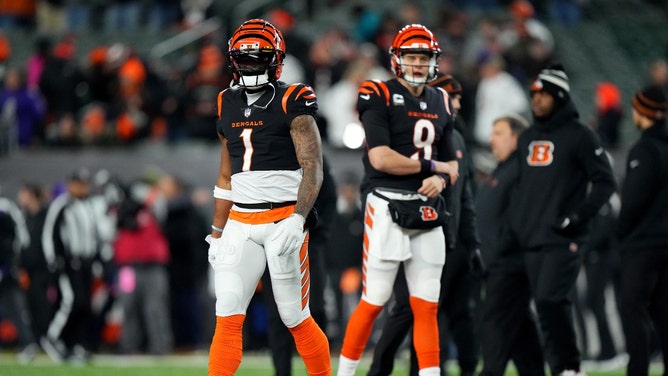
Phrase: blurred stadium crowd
[{"left": 0, "top": 0, "right": 664, "bottom": 153}]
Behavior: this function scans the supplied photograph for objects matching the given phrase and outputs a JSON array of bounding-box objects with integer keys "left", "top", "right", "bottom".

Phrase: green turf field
[{"left": 0, "top": 351, "right": 663, "bottom": 375}]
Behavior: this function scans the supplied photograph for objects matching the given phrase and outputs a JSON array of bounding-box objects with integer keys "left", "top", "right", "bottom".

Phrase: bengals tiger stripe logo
[
  {"left": 358, "top": 80, "right": 390, "bottom": 106},
  {"left": 527, "top": 141, "right": 554, "bottom": 166},
  {"left": 282, "top": 84, "right": 316, "bottom": 114}
]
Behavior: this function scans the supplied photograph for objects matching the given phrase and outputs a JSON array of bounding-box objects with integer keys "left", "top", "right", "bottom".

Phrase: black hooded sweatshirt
[
  {"left": 616, "top": 121, "right": 668, "bottom": 250},
  {"left": 510, "top": 100, "right": 617, "bottom": 249}
]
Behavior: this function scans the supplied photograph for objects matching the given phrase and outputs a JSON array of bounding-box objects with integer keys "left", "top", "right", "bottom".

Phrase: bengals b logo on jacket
[{"left": 527, "top": 141, "right": 555, "bottom": 166}]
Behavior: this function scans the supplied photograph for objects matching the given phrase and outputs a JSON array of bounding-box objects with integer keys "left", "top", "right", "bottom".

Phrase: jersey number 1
[{"left": 240, "top": 128, "right": 254, "bottom": 171}]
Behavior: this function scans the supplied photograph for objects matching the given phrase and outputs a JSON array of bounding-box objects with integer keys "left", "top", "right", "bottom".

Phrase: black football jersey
[
  {"left": 358, "top": 78, "right": 456, "bottom": 193},
  {"left": 216, "top": 81, "right": 318, "bottom": 174}
]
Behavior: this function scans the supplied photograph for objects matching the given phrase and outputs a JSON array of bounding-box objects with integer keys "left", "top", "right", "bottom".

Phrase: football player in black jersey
[
  {"left": 206, "top": 19, "right": 330, "bottom": 376},
  {"left": 336, "top": 24, "right": 459, "bottom": 376}
]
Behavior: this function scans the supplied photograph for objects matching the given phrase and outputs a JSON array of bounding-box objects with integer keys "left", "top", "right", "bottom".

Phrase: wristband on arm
[
  {"left": 213, "top": 186, "right": 232, "bottom": 200},
  {"left": 420, "top": 159, "right": 436, "bottom": 174}
]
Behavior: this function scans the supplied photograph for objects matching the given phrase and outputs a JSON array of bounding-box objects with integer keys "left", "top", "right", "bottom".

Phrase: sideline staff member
[
  {"left": 509, "top": 63, "right": 616, "bottom": 376},
  {"left": 617, "top": 85, "right": 668, "bottom": 376}
]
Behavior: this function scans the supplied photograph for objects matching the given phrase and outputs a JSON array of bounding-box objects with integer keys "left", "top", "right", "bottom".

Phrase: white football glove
[
  {"left": 205, "top": 235, "right": 223, "bottom": 267},
  {"left": 270, "top": 214, "right": 306, "bottom": 256}
]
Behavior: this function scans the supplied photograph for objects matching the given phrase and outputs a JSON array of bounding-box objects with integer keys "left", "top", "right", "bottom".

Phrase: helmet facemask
[
  {"left": 393, "top": 50, "right": 439, "bottom": 87},
  {"left": 229, "top": 48, "right": 282, "bottom": 89}
]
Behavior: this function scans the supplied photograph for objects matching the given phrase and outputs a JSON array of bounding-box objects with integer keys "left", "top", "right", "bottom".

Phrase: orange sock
[
  {"left": 289, "top": 316, "right": 331, "bottom": 375},
  {"left": 208, "top": 315, "right": 245, "bottom": 376},
  {"left": 410, "top": 296, "right": 440, "bottom": 370},
  {"left": 340, "top": 299, "right": 384, "bottom": 360}
]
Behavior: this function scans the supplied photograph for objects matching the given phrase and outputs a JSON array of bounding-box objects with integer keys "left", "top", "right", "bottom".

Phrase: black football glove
[
  {"left": 553, "top": 213, "right": 584, "bottom": 237},
  {"left": 469, "top": 248, "right": 487, "bottom": 277}
]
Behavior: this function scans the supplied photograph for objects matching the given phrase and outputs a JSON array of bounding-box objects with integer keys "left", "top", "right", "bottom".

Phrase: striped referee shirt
[{"left": 42, "top": 194, "right": 99, "bottom": 268}]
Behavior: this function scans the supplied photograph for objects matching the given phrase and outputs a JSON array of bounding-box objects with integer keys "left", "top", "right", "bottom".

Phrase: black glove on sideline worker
[
  {"left": 553, "top": 213, "right": 584, "bottom": 236},
  {"left": 469, "top": 248, "right": 486, "bottom": 277}
]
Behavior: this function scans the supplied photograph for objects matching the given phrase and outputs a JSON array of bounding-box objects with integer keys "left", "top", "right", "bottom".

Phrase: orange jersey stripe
[
  {"left": 295, "top": 85, "right": 316, "bottom": 100},
  {"left": 359, "top": 80, "right": 390, "bottom": 107},
  {"left": 217, "top": 90, "right": 224, "bottom": 118},
  {"left": 228, "top": 205, "right": 295, "bottom": 224},
  {"left": 281, "top": 84, "right": 299, "bottom": 114},
  {"left": 377, "top": 81, "right": 390, "bottom": 106}
]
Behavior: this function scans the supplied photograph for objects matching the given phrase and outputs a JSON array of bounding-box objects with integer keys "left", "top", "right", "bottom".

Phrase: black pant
[
  {"left": 479, "top": 255, "right": 545, "bottom": 376},
  {"left": 0, "top": 275, "right": 36, "bottom": 348},
  {"left": 525, "top": 247, "right": 581, "bottom": 375},
  {"left": 261, "top": 237, "right": 328, "bottom": 376},
  {"left": 435, "top": 246, "right": 479, "bottom": 375},
  {"left": 57, "top": 262, "right": 93, "bottom": 350},
  {"left": 619, "top": 247, "right": 668, "bottom": 376},
  {"left": 24, "top": 269, "right": 52, "bottom": 340},
  {"left": 573, "top": 247, "right": 620, "bottom": 360},
  {"left": 368, "top": 247, "right": 479, "bottom": 376}
]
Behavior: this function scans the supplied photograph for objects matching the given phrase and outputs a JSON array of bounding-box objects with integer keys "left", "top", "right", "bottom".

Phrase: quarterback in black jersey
[
  {"left": 206, "top": 19, "right": 330, "bottom": 376},
  {"left": 337, "top": 24, "right": 459, "bottom": 376}
]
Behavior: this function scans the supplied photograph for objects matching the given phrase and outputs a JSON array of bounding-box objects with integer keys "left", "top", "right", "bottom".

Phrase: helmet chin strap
[{"left": 402, "top": 74, "right": 428, "bottom": 87}]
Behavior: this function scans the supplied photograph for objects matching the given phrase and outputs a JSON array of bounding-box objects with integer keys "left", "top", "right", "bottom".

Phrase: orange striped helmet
[
  {"left": 389, "top": 24, "right": 441, "bottom": 85},
  {"left": 228, "top": 19, "right": 286, "bottom": 88}
]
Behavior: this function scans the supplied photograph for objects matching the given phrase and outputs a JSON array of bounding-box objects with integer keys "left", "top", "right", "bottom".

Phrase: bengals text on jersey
[
  {"left": 357, "top": 78, "right": 456, "bottom": 193},
  {"left": 215, "top": 81, "right": 317, "bottom": 206}
]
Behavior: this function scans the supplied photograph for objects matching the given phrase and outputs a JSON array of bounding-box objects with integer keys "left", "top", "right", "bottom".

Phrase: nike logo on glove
[
  {"left": 305, "top": 100, "right": 316, "bottom": 106},
  {"left": 360, "top": 94, "right": 370, "bottom": 100}
]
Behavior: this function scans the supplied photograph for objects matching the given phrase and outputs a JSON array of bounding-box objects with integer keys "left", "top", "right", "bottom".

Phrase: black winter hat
[
  {"left": 429, "top": 73, "right": 463, "bottom": 95},
  {"left": 632, "top": 85, "right": 667, "bottom": 120},
  {"left": 530, "top": 63, "right": 570, "bottom": 102}
]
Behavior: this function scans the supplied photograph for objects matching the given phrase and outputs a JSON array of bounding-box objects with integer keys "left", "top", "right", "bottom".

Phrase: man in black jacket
[
  {"left": 0, "top": 194, "right": 38, "bottom": 363},
  {"left": 478, "top": 115, "right": 545, "bottom": 376},
  {"left": 509, "top": 64, "right": 616, "bottom": 375},
  {"left": 16, "top": 183, "right": 50, "bottom": 348},
  {"left": 617, "top": 85, "right": 668, "bottom": 376}
]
